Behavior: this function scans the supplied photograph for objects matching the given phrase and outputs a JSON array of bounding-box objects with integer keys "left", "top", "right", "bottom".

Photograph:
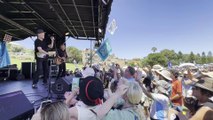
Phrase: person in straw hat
[
  {"left": 137, "top": 71, "right": 171, "bottom": 120},
  {"left": 154, "top": 69, "right": 173, "bottom": 95},
  {"left": 152, "top": 65, "right": 164, "bottom": 81},
  {"left": 152, "top": 65, "right": 164, "bottom": 72},
  {"left": 189, "top": 77, "right": 213, "bottom": 120}
]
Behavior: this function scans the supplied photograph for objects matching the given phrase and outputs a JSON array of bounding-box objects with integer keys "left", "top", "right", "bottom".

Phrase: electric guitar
[
  {"left": 55, "top": 57, "right": 66, "bottom": 65},
  {"left": 36, "top": 51, "right": 56, "bottom": 58}
]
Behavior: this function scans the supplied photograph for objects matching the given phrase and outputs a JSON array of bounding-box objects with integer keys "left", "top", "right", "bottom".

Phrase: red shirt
[{"left": 171, "top": 79, "right": 183, "bottom": 106}]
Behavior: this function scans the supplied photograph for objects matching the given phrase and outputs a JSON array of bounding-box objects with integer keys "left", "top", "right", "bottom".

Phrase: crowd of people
[
  {"left": 31, "top": 62, "right": 213, "bottom": 120},
  {"left": 31, "top": 29, "right": 213, "bottom": 120}
]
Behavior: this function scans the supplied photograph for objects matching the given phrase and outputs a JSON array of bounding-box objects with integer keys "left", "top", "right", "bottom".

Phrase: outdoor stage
[
  {"left": 0, "top": 78, "right": 65, "bottom": 108},
  {"left": 0, "top": 75, "right": 74, "bottom": 120}
]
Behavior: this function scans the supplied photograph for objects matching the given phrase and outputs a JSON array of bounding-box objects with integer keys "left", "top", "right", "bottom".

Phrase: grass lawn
[
  {"left": 10, "top": 58, "right": 82, "bottom": 71},
  {"left": 10, "top": 58, "right": 32, "bottom": 70},
  {"left": 66, "top": 63, "right": 83, "bottom": 71}
]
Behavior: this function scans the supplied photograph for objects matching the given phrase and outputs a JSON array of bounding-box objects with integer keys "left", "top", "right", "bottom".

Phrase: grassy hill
[
  {"left": 11, "top": 58, "right": 82, "bottom": 71},
  {"left": 8, "top": 43, "right": 82, "bottom": 71}
]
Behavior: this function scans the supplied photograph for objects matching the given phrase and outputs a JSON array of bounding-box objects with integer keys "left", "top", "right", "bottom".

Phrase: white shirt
[
  {"left": 75, "top": 101, "right": 100, "bottom": 120},
  {"left": 150, "top": 93, "right": 169, "bottom": 120}
]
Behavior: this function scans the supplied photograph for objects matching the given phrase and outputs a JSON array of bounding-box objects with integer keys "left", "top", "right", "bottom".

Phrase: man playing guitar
[
  {"left": 56, "top": 42, "right": 68, "bottom": 79},
  {"left": 32, "top": 29, "right": 54, "bottom": 88}
]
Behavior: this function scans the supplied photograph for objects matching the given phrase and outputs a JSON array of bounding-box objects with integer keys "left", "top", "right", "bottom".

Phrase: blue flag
[
  {"left": 96, "top": 39, "right": 112, "bottom": 61},
  {"left": 168, "top": 61, "right": 172, "bottom": 69},
  {"left": 0, "top": 41, "right": 11, "bottom": 68}
]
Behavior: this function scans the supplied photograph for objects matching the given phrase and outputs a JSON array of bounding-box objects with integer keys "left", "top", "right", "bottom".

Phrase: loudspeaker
[
  {"left": 0, "top": 91, "right": 34, "bottom": 120},
  {"left": 8, "top": 69, "right": 18, "bottom": 80},
  {"left": 21, "top": 62, "right": 35, "bottom": 79},
  {"left": 52, "top": 78, "right": 72, "bottom": 94}
]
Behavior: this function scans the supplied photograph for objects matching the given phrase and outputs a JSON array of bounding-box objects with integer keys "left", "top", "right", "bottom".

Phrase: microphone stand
[{"left": 45, "top": 37, "right": 56, "bottom": 100}]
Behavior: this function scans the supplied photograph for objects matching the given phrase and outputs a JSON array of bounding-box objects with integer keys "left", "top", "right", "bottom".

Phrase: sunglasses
[{"left": 184, "top": 97, "right": 198, "bottom": 105}]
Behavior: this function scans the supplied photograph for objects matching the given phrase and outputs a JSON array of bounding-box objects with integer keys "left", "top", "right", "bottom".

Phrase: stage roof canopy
[{"left": 0, "top": 0, "right": 113, "bottom": 41}]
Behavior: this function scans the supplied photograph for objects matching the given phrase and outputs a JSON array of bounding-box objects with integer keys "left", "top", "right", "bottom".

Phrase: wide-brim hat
[
  {"left": 79, "top": 76, "right": 104, "bottom": 106},
  {"left": 156, "top": 69, "right": 172, "bottom": 81},
  {"left": 92, "top": 64, "right": 100, "bottom": 71},
  {"left": 194, "top": 77, "right": 213, "bottom": 93},
  {"left": 157, "top": 86, "right": 169, "bottom": 95},
  {"left": 82, "top": 67, "right": 95, "bottom": 78},
  {"left": 152, "top": 65, "right": 163, "bottom": 72},
  {"left": 156, "top": 80, "right": 170, "bottom": 95},
  {"left": 201, "top": 72, "right": 213, "bottom": 78}
]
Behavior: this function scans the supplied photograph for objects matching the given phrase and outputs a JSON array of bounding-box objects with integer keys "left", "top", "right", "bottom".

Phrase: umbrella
[{"left": 179, "top": 63, "right": 195, "bottom": 68}]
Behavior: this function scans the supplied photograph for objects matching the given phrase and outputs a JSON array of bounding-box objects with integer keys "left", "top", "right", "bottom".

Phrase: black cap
[
  {"left": 36, "top": 29, "right": 45, "bottom": 34},
  {"left": 79, "top": 76, "right": 104, "bottom": 106}
]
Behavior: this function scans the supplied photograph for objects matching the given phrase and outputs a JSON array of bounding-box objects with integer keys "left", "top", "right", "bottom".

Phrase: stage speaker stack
[
  {"left": 21, "top": 62, "right": 35, "bottom": 79},
  {"left": 0, "top": 91, "right": 34, "bottom": 120},
  {"left": 52, "top": 78, "right": 72, "bottom": 94}
]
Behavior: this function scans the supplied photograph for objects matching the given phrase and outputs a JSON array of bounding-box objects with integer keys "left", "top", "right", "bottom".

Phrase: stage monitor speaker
[
  {"left": 52, "top": 78, "right": 72, "bottom": 94},
  {"left": 21, "top": 62, "right": 35, "bottom": 79},
  {"left": 0, "top": 91, "right": 34, "bottom": 120}
]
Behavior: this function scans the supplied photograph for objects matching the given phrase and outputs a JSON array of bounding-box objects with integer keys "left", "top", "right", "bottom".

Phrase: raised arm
[
  {"left": 95, "top": 85, "right": 128, "bottom": 119},
  {"left": 136, "top": 79, "right": 153, "bottom": 99},
  {"left": 48, "top": 37, "right": 54, "bottom": 48}
]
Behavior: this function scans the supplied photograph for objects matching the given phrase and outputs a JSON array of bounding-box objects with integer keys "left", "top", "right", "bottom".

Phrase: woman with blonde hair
[
  {"left": 40, "top": 102, "right": 70, "bottom": 120},
  {"left": 31, "top": 101, "right": 70, "bottom": 120},
  {"left": 94, "top": 80, "right": 145, "bottom": 120}
]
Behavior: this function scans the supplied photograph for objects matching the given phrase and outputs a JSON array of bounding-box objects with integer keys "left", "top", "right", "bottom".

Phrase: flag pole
[{"left": 90, "top": 40, "right": 93, "bottom": 66}]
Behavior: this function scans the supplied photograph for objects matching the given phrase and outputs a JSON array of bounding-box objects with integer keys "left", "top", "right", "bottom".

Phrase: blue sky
[{"left": 14, "top": 0, "right": 213, "bottom": 59}]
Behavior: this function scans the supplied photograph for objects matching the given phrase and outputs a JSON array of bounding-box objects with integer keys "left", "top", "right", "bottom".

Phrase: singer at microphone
[{"left": 32, "top": 30, "right": 55, "bottom": 89}]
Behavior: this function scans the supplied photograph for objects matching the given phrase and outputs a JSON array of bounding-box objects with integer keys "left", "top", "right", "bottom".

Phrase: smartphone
[{"left": 72, "top": 77, "right": 80, "bottom": 91}]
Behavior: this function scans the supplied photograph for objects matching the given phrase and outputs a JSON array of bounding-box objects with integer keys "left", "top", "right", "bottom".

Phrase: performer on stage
[
  {"left": 56, "top": 42, "right": 68, "bottom": 79},
  {"left": 32, "top": 29, "right": 54, "bottom": 89}
]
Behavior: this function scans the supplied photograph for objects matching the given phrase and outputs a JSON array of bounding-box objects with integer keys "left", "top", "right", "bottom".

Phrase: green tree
[
  {"left": 12, "top": 46, "right": 24, "bottom": 53},
  {"left": 146, "top": 53, "right": 167, "bottom": 67},
  {"left": 189, "top": 51, "right": 195, "bottom": 63},
  {"left": 160, "top": 49, "right": 178, "bottom": 65},
  {"left": 66, "top": 46, "right": 82, "bottom": 63},
  {"left": 127, "top": 58, "right": 142, "bottom": 67},
  {"left": 151, "top": 47, "right": 157, "bottom": 53},
  {"left": 207, "top": 51, "right": 213, "bottom": 63},
  {"left": 141, "top": 57, "right": 149, "bottom": 67},
  {"left": 201, "top": 52, "right": 207, "bottom": 64},
  {"left": 195, "top": 53, "right": 202, "bottom": 64},
  {"left": 178, "top": 51, "right": 183, "bottom": 59},
  {"left": 7, "top": 43, "right": 12, "bottom": 52},
  {"left": 178, "top": 51, "right": 183, "bottom": 63}
]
